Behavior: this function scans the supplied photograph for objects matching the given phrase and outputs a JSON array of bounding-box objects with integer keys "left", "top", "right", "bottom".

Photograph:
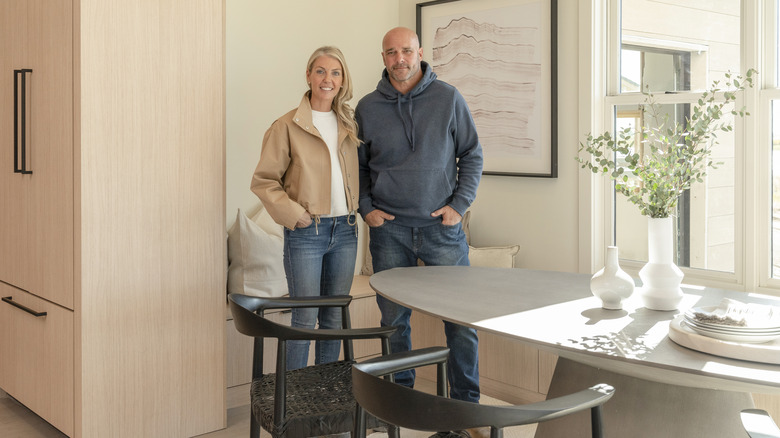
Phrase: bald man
[{"left": 356, "top": 26, "right": 484, "bottom": 418}]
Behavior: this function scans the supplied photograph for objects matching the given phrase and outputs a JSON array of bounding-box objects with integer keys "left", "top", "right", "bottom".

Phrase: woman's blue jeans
[
  {"left": 369, "top": 220, "right": 480, "bottom": 403},
  {"left": 283, "top": 215, "right": 357, "bottom": 370}
]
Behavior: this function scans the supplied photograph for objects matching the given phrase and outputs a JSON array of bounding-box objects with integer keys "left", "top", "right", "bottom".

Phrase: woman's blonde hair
[{"left": 306, "top": 46, "right": 359, "bottom": 146}]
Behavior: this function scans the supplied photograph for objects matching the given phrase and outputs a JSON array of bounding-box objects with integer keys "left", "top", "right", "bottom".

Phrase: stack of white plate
[{"left": 683, "top": 306, "right": 780, "bottom": 343}]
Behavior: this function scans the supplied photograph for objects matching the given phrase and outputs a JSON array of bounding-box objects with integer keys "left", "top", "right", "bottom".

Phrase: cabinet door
[
  {"left": 0, "top": 282, "right": 74, "bottom": 437},
  {"left": 0, "top": 0, "right": 74, "bottom": 309},
  {"left": 27, "top": 0, "right": 74, "bottom": 309},
  {"left": 0, "top": 0, "right": 33, "bottom": 298}
]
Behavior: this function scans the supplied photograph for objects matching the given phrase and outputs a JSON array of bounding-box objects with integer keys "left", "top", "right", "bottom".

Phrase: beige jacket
[{"left": 251, "top": 94, "right": 359, "bottom": 230}]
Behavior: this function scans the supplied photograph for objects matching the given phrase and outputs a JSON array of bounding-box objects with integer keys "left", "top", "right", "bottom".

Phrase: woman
[{"left": 250, "top": 46, "right": 360, "bottom": 370}]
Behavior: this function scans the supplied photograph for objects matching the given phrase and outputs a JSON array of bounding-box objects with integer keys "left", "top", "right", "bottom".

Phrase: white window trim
[
  {"left": 579, "top": 0, "right": 780, "bottom": 298},
  {"left": 621, "top": 35, "right": 709, "bottom": 55}
]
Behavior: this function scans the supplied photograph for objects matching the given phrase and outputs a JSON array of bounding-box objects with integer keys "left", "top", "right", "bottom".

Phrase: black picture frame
[{"left": 417, "top": 0, "right": 558, "bottom": 178}]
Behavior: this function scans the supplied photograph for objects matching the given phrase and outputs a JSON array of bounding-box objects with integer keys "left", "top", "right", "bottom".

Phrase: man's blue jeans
[
  {"left": 369, "top": 220, "right": 480, "bottom": 403},
  {"left": 283, "top": 215, "right": 358, "bottom": 370}
]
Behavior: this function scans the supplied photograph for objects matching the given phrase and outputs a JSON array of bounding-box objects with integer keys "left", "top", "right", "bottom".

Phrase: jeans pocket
[{"left": 369, "top": 220, "right": 389, "bottom": 229}]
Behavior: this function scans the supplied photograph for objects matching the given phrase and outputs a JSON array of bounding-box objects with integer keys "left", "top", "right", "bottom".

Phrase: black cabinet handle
[
  {"left": 1, "top": 296, "right": 47, "bottom": 317},
  {"left": 12, "top": 69, "right": 33, "bottom": 175},
  {"left": 13, "top": 70, "right": 20, "bottom": 173}
]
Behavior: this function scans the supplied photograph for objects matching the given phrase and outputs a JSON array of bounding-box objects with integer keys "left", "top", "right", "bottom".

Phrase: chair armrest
[
  {"left": 228, "top": 292, "right": 395, "bottom": 347},
  {"left": 355, "top": 346, "right": 450, "bottom": 376},
  {"left": 284, "top": 325, "right": 397, "bottom": 342},
  {"left": 502, "top": 384, "right": 615, "bottom": 424},
  {"left": 237, "top": 294, "right": 353, "bottom": 311},
  {"left": 741, "top": 409, "right": 780, "bottom": 438}
]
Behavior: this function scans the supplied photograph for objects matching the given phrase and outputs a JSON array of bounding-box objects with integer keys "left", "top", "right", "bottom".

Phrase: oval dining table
[{"left": 369, "top": 265, "right": 780, "bottom": 438}]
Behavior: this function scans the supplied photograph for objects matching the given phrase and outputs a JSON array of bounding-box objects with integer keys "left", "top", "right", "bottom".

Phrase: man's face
[{"left": 382, "top": 31, "right": 423, "bottom": 85}]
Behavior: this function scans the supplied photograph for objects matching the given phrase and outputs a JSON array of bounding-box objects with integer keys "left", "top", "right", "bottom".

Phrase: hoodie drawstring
[{"left": 396, "top": 97, "right": 416, "bottom": 151}]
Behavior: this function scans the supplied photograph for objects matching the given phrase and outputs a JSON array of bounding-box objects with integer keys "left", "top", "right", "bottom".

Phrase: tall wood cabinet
[{"left": 0, "top": 1, "right": 226, "bottom": 437}]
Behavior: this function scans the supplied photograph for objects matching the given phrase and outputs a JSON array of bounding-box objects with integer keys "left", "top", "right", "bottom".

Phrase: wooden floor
[{"left": 0, "top": 385, "right": 535, "bottom": 438}]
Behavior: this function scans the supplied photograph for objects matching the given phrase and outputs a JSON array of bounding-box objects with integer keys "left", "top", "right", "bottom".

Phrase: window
[{"left": 607, "top": 0, "right": 742, "bottom": 275}]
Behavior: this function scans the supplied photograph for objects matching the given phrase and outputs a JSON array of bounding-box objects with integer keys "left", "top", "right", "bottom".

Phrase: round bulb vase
[
  {"left": 590, "top": 246, "right": 635, "bottom": 310},
  {"left": 639, "top": 216, "right": 684, "bottom": 311}
]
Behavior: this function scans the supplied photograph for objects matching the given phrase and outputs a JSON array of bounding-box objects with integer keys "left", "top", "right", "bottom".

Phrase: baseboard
[
  {"left": 479, "top": 376, "right": 546, "bottom": 404},
  {"left": 227, "top": 383, "right": 250, "bottom": 410}
]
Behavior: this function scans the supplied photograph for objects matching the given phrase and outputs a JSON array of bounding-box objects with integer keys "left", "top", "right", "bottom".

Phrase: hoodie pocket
[{"left": 374, "top": 169, "right": 452, "bottom": 214}]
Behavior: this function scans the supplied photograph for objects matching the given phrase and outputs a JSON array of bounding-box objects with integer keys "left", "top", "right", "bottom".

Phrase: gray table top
[{"left": 370, "top": 266, "right": 780, "bottom": 394}]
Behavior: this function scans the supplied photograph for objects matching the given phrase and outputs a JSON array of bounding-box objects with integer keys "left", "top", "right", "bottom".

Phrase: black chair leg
[
  {"left": 353, "top": 405, "right": 367, "bottom": 438},
  {"left": 250, "top": 415, "right": 261, "bottom": 438},
  {"left": 591, "top": 405, "right": 604, "bottom": 438},
  {"left": 490, "top": 426, "right": 502, "bottom": 438},
  {"left": 387, "top": 424, "right": 400, "bottom": 438}
]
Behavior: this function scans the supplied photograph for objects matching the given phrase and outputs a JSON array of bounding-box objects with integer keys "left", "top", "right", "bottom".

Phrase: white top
[{"left": 311, "top": 109, "right": 348, "bottom": 217}]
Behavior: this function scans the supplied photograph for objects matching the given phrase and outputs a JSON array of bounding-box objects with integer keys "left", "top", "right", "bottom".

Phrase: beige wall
[{"left": 228, "top": 0, "right": 586, "bottom": 274}]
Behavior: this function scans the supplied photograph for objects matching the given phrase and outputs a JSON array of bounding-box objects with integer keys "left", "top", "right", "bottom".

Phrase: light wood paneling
[
  {"left": 75, "top": 1, "right": 226, "bottom": 436},
  {"left": 478, "top": 332, "right": 539, "bottom": 392},
  {"left": 27, "top": 0, "right": 74, "bottom": 309},
  {"left": 0, "top": 0, "right": 33, "bottom": 298},
  {"left": 349, "top": 295, "right": 384, "bottom": 359},
  {"left": 1, "top": 1, "right": 225, "bottom": 437},
  {"left": 0, "top": 0, "right": 74, "bottom": 309},
  {"left": 0, "top": 284, "right": 74, "bottom": 436},
  {"left": 410, "top": 311, "right": 447, "bottom": 383},
  {"left": 538, "top": 350, "right": 558, "bottom": 395}
]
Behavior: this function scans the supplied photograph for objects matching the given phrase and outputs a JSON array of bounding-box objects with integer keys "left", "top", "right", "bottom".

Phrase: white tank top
[{"left": 311, "top": 109, "right": 348, "bottom": 217}]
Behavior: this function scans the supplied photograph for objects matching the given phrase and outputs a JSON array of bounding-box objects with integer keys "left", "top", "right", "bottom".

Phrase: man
[{"left": 356, "top": 27, "right": 484, "bottom": 406}]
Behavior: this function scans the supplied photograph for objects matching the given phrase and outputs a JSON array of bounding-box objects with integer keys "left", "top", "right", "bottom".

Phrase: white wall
[
  {"left": 226, "top": 0, "right": 398, "bottom": 227},
  {"left": 228, "top": 0, "right": 586, "bottom": 274}
]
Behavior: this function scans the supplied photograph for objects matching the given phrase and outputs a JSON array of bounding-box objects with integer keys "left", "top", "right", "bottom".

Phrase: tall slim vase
[{"left": 639, "top": 216, "right": 684, "bottom": 311}]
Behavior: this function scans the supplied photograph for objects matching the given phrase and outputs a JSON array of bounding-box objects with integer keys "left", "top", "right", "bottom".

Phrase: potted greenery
[{"left": 577, "top": 69, "right": 756, "bottom": 310}]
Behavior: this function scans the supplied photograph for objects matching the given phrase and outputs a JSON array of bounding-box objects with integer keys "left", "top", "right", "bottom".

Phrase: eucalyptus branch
[{"left": 577, "top": 69, "right": 756, "bottom": 218}]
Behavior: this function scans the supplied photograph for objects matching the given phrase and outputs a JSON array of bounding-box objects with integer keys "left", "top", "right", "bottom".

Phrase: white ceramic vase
[
  {"left": 639, "top": 216, "right": 684, "bottom": 311},
  {"left": 590, "top": 246, "right": 635, "bottom": 310}
]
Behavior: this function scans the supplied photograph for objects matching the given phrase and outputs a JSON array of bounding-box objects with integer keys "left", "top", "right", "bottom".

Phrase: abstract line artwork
[{"left": 418, "top": 0, "right": 557, "bottom": 177}]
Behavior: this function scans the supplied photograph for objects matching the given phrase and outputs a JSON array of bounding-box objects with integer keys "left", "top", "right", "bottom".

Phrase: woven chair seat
[{"left": 252, "top": 360, "right": 384, "bottom": 438}]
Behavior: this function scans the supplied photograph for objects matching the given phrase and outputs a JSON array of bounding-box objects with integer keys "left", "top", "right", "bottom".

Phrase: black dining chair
[
  {"left": 741, "top": 409, "right": 780, "bottom": 438},
  {"left": 228, "top": 293, "right": 397, "bottom": 438},
  {"left": 352, "top": 346, "right": 616, "bottom": 438}
]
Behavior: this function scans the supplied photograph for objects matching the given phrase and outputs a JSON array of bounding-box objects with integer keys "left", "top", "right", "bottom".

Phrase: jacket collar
[{"left": 292, "top": 92, "right": 348, "bottom": 145}]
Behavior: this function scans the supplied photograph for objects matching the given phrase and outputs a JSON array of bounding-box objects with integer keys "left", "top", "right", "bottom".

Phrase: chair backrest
[
  {"left": 228, "top": 293, "right": 297, "bottom": 340},
  {"left": 229, "top": 293, "right": 357, "bottom": 341},
  {"left": 353, "top": 348, "right": 615, "bottom": 437}
]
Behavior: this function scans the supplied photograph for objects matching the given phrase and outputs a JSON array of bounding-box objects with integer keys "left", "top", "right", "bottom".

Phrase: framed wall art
[{"left": 417, "top": 0, "right": 557, "bottom": 177}]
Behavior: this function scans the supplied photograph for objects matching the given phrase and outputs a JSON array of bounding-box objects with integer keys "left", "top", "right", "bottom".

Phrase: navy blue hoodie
[{"left": 356, "top": 62, "right": 483, "bottom": 227}]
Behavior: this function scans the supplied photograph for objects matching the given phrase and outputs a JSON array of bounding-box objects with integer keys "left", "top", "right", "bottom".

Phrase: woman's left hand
[{"left": 296, "top": 212, "right": 313, "bottom": 229}]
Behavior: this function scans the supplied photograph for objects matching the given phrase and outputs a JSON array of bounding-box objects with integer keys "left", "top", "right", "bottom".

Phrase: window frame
[{"left": 582, "top": 0, "right": 780, "bottom": 297}]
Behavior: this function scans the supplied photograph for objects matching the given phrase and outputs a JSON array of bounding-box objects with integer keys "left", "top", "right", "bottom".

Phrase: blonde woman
[{"left": 251, "top": 46, "right": 360, "bottom": 370}]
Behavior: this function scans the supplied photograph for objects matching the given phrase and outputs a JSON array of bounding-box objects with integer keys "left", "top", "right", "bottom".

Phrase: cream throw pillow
[
  {"left": 227, "top": 208, "right": 288, "bottom": 297},
  {"left": 468, "top": 245, "right": 520, "bottom": 268}
]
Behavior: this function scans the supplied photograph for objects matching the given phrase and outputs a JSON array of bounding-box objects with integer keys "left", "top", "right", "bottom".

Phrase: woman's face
[{"left": 306, "top": 55, "right": 343, "bottom": 112}]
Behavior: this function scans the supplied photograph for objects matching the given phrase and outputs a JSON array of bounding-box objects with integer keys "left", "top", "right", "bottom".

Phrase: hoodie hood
[{"left": 375, "top": 62, "right": 437, "bottom": 151}]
